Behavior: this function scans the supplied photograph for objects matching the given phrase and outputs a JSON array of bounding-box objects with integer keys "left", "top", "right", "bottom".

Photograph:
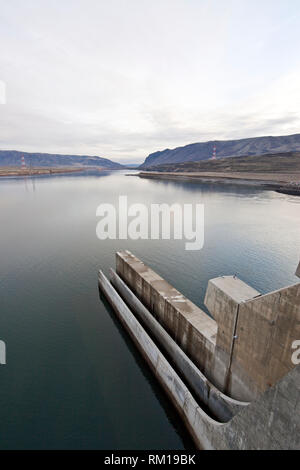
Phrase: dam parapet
[{"left": 98, "top": 251, "right": 300, "bottom": 449}]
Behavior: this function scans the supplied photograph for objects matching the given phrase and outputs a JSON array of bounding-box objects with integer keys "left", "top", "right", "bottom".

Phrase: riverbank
[
  {"left": 137, "top": 170, "right": 300, "bottom": 191},
  {"left": 276, "top": 186, "right": 300, "bottom": 196},
  {"left": 0, "top": 167, "right": 98, "bottom": 177}
]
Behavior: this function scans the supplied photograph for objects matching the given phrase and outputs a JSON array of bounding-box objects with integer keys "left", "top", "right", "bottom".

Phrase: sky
[{"left": 1, "top": 0, "right": 300, "bottom": 164}]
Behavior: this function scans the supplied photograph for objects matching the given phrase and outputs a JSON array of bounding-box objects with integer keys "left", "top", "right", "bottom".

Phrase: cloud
[{"left": 1, "top": 0, "right": 300, "bottom": 163}]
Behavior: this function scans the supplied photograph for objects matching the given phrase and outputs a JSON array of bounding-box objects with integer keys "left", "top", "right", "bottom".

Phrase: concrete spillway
[
  {"left": 98, "top": 252, "right": 300, "bottom": 449},
  {"left": 109, "top": 268, "right": 247, "bottom": 422},
  {"left": 116, "top": 251, "right": 300, "bottom": 402},
  {"left": 98, "top": 269, "right": 222, "bottom": 449}
]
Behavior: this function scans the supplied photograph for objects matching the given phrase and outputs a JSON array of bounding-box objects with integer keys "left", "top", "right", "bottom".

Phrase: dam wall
[
  {"left": 205, "top": 277, "right": 300, "bottom": 400},
  {"left": 116, "top": 251, "right": 217, "bottom": 383},
  {"left": 116, "top": 251, "right": 300, "bottom": 402},
  {"left": 98, "top": 269, "right": 221, "bottom": 449},
  {"left": 204, "top": 276, "right": 260, "bottom": 397},
  {"left": 201, "top": 364, "right": 300, "bottom": 450},
  {"left": 109, "top": 268, "right": 247, "bottom": 422},
  {"left": 98, "top": 267, "right": 300, "bottom": 449},
  {"left": 209, "top": 364, "right": 300, "bottom": 450}
]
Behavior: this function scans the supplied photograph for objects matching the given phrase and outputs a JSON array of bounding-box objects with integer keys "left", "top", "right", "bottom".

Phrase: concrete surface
[
  {"left": 98, "top": 268, "right": 300, "bottom": 450},
  {"left": 98, "top": 269, "right": 221, "bottom": 449},
  {"left": 110, "top": 268, "right": 248, "bottom": 422},
  {"left": 116, "top": 250, "right": 217, "bottom": 383},
  {"left": 204, "top": 276, "right": 261, "bottom": 399},
  {"left": 228, "top": 281, "right": 300, "bottom": 400},
  {"left": 117, "top": 251, "right": 300, "bottom": 402}
]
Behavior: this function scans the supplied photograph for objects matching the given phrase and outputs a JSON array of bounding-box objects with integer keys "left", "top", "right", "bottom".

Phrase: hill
[
  {"left": 139, "top": 133, "right": 300, "bottom": 169},
  {"left": 141, "top": 151, "right": 300, "bottom": 174},
  {"left": 0, "top": 150, "right": 124, "bottom": 169}
]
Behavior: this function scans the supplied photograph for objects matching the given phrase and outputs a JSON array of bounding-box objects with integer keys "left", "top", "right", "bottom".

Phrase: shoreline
[
  {"left": 0, "top": 167, "right": 104, "bottom": 177},
  {"left": 137, "top": 170, "right": 300, "bottom": 191}
]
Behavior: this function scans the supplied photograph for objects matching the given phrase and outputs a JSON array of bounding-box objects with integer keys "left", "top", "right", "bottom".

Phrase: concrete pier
[
  {"left": 116, "top": 251, "right": 300, "bottom": 402},
  {"left": 98, "top": 265, "right": 300, "bottom": 449},
  {"left": 109, "top": 268, "right": 247, "bottom": 422},
  {"left": 116, "top": 251, "right": 217, "bottom": 383},
  {"left": 98, "top": 269, "right": 222, "bottom": 449},
  {"left": 204, "top": 276, "right": 260, "bottom": 395},
  {"left": 205, "top": 277, "right": 300, "bottom": 400}
]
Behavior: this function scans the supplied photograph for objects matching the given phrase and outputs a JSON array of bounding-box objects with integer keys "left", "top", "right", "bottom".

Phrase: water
[{"left": 0, "top": 170, "right": 299, "bottom": 449}]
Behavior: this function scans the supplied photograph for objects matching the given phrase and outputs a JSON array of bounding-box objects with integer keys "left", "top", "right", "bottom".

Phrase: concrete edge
[
  {"left": 109, "top": 268, "right": 249, "bottom": 421},
  {"left": 98, "top": 269, "right": 224, "bottom": 449}
]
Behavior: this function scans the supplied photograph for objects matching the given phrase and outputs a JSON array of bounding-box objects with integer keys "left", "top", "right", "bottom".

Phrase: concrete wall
[
  {"left": 229, "top": 282, "right": 300, "bottom": 400},
  {"left": 205, "top": 277, "right": 300, "bottom": 401},
  {"left": 212, "top": 364, "right": 300, "bottom": 450},
  {"left": 98, "top": 269, "right": 221, "bottom": 449},
  {"left": 98, "top": 269, "right": 300, "bottom": 450},
  {"left": 199, "top": 364, "right": 300, "bottom": 450},
  {"left": 110, "top": 268, "right": 248, "bottom": 423},
  {"left": 204, "top": 276, "right": 260, "bottom": 396},
  {"left": 117, "top": 251, "right": 300, "bottom": 402},
  {"left": 116, "top": 251, "right": 217, "bottom": 383}
]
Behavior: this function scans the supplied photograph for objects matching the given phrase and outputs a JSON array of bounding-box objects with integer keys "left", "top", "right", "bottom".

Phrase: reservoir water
[{"left": 0, "top": 170, "right": 299, "bottom": 449}]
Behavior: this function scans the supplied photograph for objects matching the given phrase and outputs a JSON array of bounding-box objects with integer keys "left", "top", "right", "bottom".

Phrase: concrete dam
[{"left": 98, "top": 252, "right": 300, "bottom": 450}]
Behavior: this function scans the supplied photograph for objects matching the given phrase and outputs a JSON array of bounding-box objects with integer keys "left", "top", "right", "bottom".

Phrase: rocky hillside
[
  {"left": 141, "top": 152, "right": 300, "bottom": 174},
  {"left": 139, "top": 134, "right": 300, "bottom": 169},
  {"left": 0, "top": 150, "right": 124, "bottom": 169}
]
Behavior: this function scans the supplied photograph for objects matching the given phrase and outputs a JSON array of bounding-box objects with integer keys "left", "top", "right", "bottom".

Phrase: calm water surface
[{"left": 0, "top": 170, "right": 299, "bottom": 449}]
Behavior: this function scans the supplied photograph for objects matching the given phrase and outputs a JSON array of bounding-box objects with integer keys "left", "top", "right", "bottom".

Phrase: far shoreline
[
  {"left": 136, "top": 170, "right": 300, "bottom": 194},
  {"left": 0, "top": 166, "right": 107, "bottom": 178}
]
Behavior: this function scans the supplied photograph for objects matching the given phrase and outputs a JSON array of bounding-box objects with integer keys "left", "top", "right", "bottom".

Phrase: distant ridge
[
  {"left": 140, "top": 151, "right": 300, "bottom": 174},
  {"left": 139, "top": 133, "right": 300, "bottom": 169},
  {"left": 0, "top": 150, "right": 124, "bottom": 169}
]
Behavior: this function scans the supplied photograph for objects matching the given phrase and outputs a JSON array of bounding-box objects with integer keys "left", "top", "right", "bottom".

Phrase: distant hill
[
  {"left": 0, "top": 150, "right": 124, "bottom": 169},
  {"left": 141, "top": 151, "right": 300, "bottom": 174},
  {"left": 139, "top": 134, "right": 300, "bottom": 169}
]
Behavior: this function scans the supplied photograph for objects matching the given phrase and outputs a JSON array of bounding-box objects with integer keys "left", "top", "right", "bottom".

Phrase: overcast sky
[{"left": 1, "top": 0, "right": 300, "bottom": 163}]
